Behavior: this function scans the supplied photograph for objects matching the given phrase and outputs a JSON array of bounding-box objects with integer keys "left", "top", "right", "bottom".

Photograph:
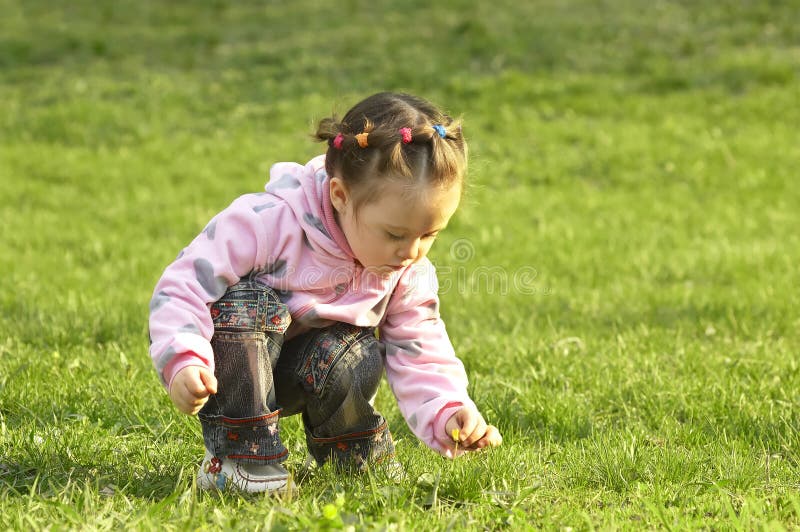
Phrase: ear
[{"left": 329, "top": 177, "right": 350, "bottom": 213}]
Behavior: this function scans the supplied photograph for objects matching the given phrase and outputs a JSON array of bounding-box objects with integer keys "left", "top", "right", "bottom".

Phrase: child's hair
[{"left": 314, "top": 92, "right": 467, "bottom": 208}]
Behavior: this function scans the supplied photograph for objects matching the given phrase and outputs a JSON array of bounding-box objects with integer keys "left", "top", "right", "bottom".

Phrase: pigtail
[
  {"left": 410, "top": 126, "right": 433, "bottom": 144},
  {"left": 313, "top": 92, "right": 468, "bottom": 202},
  {"left": 314, "top": 116, "right": 340, "bottom": 143},
  {"left": 388, "top": 128, "right": 411, "bottom": 176},
  {"left": 430, "top": 117, "right": 466, "bottom": 181}
]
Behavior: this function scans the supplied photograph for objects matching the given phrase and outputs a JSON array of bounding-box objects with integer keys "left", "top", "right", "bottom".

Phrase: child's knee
[{"left": 298, "top": 324, "right": 383, "bottom": 402}]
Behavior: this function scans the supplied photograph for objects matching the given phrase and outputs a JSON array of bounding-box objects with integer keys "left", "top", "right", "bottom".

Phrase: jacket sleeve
[
  {"left": 148, "top": 194, "right": 287, "bottom": 388},
  {"left": 380, "top": 259, "right": 477, "bottom": 457}
]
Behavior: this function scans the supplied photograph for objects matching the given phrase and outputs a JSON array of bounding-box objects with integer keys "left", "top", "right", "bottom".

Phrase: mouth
[{"left": 371, "top": 264, "right": 406, "bottom": 275}]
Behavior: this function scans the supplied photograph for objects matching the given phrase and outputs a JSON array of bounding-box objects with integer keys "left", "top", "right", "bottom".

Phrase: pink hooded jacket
[{"left": 149, "top": 155, "right": 477, "bottom": 456}]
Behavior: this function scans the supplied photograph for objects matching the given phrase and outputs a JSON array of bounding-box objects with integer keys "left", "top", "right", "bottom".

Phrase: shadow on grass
[{"left": 0, "top": 455, "right": 187, "bottom": 501}]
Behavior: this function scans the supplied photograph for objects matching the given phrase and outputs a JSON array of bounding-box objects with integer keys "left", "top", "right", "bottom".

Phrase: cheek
[
  {"left": 360, "top": 229, "right": 386, "bottom": 257},
  {"left": 418, "top": 240, "right": 435, "bottom": 257}
]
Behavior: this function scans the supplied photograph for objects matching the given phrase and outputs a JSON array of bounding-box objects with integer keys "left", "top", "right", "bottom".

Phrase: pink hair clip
[
  {"left": 399, "top": 127, "right": 412, "bottom": 144},
  {"left": 332, "top": 133, "right": 344, "bottom": 150}
]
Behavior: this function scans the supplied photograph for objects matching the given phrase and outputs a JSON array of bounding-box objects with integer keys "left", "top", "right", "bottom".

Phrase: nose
[{"left": 396, "top": 238, "right": 420, "bottom": 262}]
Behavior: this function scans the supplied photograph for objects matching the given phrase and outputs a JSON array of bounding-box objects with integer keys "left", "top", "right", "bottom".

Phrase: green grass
[{"left": 2, "top": 0, "right": 799, "bottom": 529}]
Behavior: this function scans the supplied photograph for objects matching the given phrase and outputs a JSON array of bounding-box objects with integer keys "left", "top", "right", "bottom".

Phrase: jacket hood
[{"left": 265, "top": 155, "right": 355, "bottom": 262}]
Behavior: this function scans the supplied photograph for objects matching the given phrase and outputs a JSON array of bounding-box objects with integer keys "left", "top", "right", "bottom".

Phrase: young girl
[{"left": 149, "top": 92, "right": 502, "bottom": 493}]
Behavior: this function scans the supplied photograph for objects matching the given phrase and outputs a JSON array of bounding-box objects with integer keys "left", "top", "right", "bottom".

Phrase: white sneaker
[{"left": 197, "top": 450, "right": 292, "bottom": 494}]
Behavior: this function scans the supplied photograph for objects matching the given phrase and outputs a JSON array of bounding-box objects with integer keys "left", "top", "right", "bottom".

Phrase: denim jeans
[{"left": 198, "top": 278, "right": 394, "bottom": 470}]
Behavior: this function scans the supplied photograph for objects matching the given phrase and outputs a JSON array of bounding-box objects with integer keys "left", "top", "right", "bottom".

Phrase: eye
[
  {"left": 386, "top": 231, "right": 404, "bottom": 241},
  {"left": 423, "top": 232, "right": 439, "bottom": 240}
]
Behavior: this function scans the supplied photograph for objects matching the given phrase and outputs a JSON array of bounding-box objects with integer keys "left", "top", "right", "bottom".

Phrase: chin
[{"left": 365, "top": 264, "right": 403, "bottom": 276}]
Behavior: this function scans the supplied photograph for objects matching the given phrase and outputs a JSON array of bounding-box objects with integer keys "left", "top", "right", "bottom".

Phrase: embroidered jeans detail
[
  {"left": 296, "top": 323, "right": 365, "bottom": 396},
  {"left": 305, "top": 421, "right": 395, "bottom": 471},
  {"left": 199, "top": 280, "right": 290, "bottom": 464},
  {"left": 200, "top": 410, "right": 287, "bottom": 462},
  {"left": 201, "top": 278, "right": 391, "bottom": 468},
  {"left": 278, "top": 323, "right": 392, "bottom": 467},
  {"left": 211, "top": 300, "right": 261, "bottom": 330}
]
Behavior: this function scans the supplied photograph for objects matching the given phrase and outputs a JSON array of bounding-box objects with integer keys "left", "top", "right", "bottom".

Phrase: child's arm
[
  {"left": 149, "top": 194, "right": 292, "bottom": 393},
  {"left": 381, "top": 259, "right": 501, "bottom": 457}
]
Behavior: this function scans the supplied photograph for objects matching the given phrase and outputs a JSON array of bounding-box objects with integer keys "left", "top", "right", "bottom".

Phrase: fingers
[
  {"left": 199, "top": 367, "right": 218, "bottom": 395},
  {"left": 185, "top": 371, "right": 212, "bottom": 398},
  {"left": 171, "top": 382, "right": 209, "bottom": 415},
  {"left": 178, "top": 379, "right": 211, "bottom": 414},
  {"left": 450, "top": 408, "right": 485, "bottom": 448},
  {"left": 467, "top": 425, "right": 503, "bottom": 450},
  {"left": 169, "top": 367, "right": 215, "bottom": 415},
  {"left": 184, "top": 396, "right": 208, "bottom": 415},
  {"left": 446, "top": 407, "right": 490, "bottom": 448},
  {"left": 445, "top": 407, "right": 503, "bottom": 453},
  {"left": 459, "top": 413, "right": 487, "bottom": 448},
  {"left": 485, "top": 425, "right": 502, "bottom": 446}
]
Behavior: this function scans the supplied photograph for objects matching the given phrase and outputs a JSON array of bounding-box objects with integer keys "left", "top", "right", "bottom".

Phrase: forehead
[{"left": 359, "top": 179, "right": 461, "bottom": 231}]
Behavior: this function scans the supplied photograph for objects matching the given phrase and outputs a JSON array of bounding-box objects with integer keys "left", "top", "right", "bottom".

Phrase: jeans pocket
[
  {"left": 210, "top": 281, "right": 291, "bottom": 334},
  {"left": 263, "top": 298, "right": 291, "bottom": 334},
  {"left": 211, "top": 296, "right": 260, "bottom": 331}
]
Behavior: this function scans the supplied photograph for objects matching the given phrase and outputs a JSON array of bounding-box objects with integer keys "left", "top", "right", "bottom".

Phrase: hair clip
[
  {"left": 355, "top": 132, "right": 369, "bottom": 148},
  {"left": 332, "top": 133, "right": 344, "bottom": 150},
  {"left": 399, "top": 127, "right": 413, "bottom": 144},
  {"left": 432, "top": 124, "right": 447, "bottom": 138}
]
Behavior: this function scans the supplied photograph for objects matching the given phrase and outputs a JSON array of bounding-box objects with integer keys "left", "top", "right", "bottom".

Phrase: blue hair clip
[{"left": 432, "top": 124, "right": 447, "bottom": 138}]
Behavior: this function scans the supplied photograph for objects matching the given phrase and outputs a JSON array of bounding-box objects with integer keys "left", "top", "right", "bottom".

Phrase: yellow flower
[{"left": 451, "top": 428, "right": 460, "bottom": 442}]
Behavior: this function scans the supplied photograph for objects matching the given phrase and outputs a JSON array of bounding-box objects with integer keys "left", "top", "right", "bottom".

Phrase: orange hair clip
[{"left": 355, "top": 132, "right": 369, "bottom": 148}]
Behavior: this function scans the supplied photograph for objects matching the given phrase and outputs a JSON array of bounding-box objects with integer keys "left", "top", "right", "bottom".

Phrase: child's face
[{"left": 330, "top": 178, "right": 462, "bottom": 276}]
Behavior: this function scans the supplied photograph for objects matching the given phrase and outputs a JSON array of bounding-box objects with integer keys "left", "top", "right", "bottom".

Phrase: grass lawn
[{"left": 1, "top": 0, "right": 799, "bottom": 529}]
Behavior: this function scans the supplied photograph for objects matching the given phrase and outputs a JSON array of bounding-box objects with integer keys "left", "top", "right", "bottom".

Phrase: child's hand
[
  {"left": 169, "top": 366, "right": 217, "bottom": 415},
  {"left": 444, "top": 406, "right": 502, "bottom": 451}
]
